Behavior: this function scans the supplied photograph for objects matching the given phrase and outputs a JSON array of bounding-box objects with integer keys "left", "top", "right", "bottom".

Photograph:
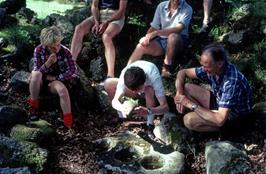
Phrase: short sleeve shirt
[
  {"left": 116, "top": 60, "right": 165, "bottom": 99},
  {"left": 195, "top": 63, "right": 253, "bottom": 116},
  {"left": 150, "top": 0, "right": 193, "bottom": 38}
]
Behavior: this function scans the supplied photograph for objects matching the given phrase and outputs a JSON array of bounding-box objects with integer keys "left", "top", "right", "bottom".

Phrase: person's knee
[
  {"left": 102, "top": 33, "right": 113, "bottom": 44},
  {"left": 135, "top": 42, "right": 146, "bottom": 52},
  {"left": 30, "top": 71, "right": 42, "bottom": 83},
  {"left": 57, "top": 86, "right": 69, "bottom": 98},
  {"left": 183, "top": 114, "right": 195, "bottom": 129},
  {"left": 184, "top": 83, "right": 195, "bottom": 95},
  {"left": 169, "top": 33, "right": 182, "bottom": 44},
  {"left": 104, "top": 78, "right": 116, "bottom": 95},
  {"left": 74, "top": 24, "right": 86, "bottom": 37}
]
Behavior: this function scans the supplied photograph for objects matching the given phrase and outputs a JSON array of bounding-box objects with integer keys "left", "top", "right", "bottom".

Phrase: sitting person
[
  {"left": 174, "top": 43, "right": 253, "bottom": 133},
  {"left": 28, "top": 26, "right": 77, "bottom": 128},
  {"left": 127, "top": 0, "right": 193, "bottom": 77},
  {"left": 71, "top": 0, "right": 128, "bottom": 78},
  {"left": 104, "top": 60, "right": 169, "bottom": 139}
]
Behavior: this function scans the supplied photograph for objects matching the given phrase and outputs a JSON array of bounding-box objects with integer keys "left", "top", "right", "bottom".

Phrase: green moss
[
  {"left": 10, "top": 125, "right": 43, "bottom": 144},
  {"left": 29, "top": 119, "right": 55, "bottom": 137},
  {"left": 0, "top": 25, "right": 41, "bottom": 47}
]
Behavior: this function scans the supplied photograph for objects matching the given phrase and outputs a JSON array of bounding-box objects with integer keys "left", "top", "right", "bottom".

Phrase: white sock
[{"left": 147, "top": 114, "right": 154, "bottom": 126}]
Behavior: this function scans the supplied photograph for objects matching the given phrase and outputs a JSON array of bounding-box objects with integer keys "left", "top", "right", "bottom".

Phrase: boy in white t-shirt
[{"left": 104, "top": 60, "right": 169, "bottom": 139}]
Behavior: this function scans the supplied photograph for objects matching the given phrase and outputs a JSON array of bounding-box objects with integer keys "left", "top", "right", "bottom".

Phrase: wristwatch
[
  {"left": 191, "top": 103, "right": 199, "bottom": 111},
  {"left": 147, "top": 107, "right": 153, "bottom": 115}
]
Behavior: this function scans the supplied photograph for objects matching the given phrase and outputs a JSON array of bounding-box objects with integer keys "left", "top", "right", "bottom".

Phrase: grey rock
[
  {"left": 227, "top": 30, "right": 245, "bottom": 45},
  {"left": 0, "top": 136, "right": 48, "bottom": 173},
  {"left": 205, "top": 141, "right": 254, "bottom": 174},
  {"left": 89, "top": 56, "right": 106, "bottom": 82},
  {"left": 0, "top": 166, "right": 31, "bottom": 174},
  {"left": 10, "top": 71, "right": 30, "bottom": 92},
  {"left": 0, "top": 105, "right": 27, "bottom": 127},
  {"left": 154, "top": 112, "right": 196, "bottom": 154},
  {"left": 94, "top": 131, "right": 185, "bottom": 174}
]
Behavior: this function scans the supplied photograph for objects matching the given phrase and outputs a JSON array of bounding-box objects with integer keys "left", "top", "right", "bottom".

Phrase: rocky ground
[{"left": 1, "top": 62, "right": 265, "bottom": 174}]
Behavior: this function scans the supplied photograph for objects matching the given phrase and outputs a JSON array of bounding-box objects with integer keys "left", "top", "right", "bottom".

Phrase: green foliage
[
  {"left": 0, "top": 24, "right": 41, "bottom": 46},
  {"left": 209, "top": 25, "right": 230, "bottom": 40},
  {"left": 231, "top": 49, "right": 266, "bottom": 102},
  {"left": 251, "top": 2, "right": 266, "bottom": 18},
  {"left": 27, "top": 0, "right": 82, "bottom": 19},
  {"left": 127, "top": 14, "right": 147, "bottom": 27}
]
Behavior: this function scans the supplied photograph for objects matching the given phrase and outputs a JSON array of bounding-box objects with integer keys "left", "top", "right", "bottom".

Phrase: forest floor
[{"left": 0, "top": 63, "right": 265, "bottom": 174}]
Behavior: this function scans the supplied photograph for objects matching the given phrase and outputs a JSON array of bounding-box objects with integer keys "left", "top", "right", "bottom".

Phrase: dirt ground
[{"left": 0, "top": 63, "right": 265, "bottom": 174}]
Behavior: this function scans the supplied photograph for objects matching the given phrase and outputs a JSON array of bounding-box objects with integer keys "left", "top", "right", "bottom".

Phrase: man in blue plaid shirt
[
  {"left": 174, "top": 43, "right": 253, "bottom": 132},
  {"left": 28, "top": 26, "right": 77, "bottom": 128}
]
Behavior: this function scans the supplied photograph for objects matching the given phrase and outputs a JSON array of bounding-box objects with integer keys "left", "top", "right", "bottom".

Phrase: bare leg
[
  {"left": 71, "top": 18, "right": 94, "bottom": 61},
  {"left": 102, "top": 23, "right": 123, "bottom": 78},
  {"left": 104, "top": 78, "right": 119, "bottom": 101},
  {"left": 128, "top": 39, "right": 164, "bottom": 64},
  {"left": 29, "top": 71, "right": 42, "bottom": 100},
  {"left": 164, "top": 33, "right": 183, "bottom": 65},
  {"left": 184, "top": 83, "right": 211, "bottom": 109},
  {"left": 203, "top": 0, "right": 213, "bottom": 25},
  {"left": 144, "top": 86, "right": 156, "bottom": 125},
  {"left": 48, "top": 81, "right": 71, "bottom": 114},
  {"left": 183, "top": 112, "right": 220, "bottom": 132},
  {"left": 182, "top": 83, "right": 220, "bottom": 132}
]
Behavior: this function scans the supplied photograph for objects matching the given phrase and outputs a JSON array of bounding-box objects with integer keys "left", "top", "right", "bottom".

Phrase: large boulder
[
  {"left": 205, "top": 141, "right": 253, "bottom": 174},
  {"left": 0, "top": 136, "right": 48, "bottom": 173},
  {"left": 10, "top": 71, "right": 30, "bottom": 93},
  {"left": 10, "top": 120, "right": 55, "bottom": 145},
  {"left": 153, "top": 112, "right": 196, "bottom": 154},
  {"left": 94, "top": 131, "right": 185, "bottom": 174},
  {"left": 0, "top": 105, "right": 27, "bottom": 127}
]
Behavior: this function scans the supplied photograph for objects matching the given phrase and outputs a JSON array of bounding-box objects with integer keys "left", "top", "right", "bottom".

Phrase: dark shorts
[
  {"left": 209, "top": 92, "right": 254, "bottom": 133},
  {"left": 40, "top": 75, "right": 71, "bottom": 95}
]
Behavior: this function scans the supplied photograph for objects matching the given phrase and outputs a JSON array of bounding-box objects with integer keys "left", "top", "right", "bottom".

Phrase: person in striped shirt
[{"left": 28, "top": 26, "right": 77, "bottom": 128}]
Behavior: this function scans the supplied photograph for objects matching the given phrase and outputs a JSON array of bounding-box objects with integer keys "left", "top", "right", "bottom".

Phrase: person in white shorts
[{"left": 71, "top": 0, "right": 127, "bottom": 78}]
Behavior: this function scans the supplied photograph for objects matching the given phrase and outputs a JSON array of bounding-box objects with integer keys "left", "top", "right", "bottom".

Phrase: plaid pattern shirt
[
  {"left": 196, "top": 63, "right": 253, "bottom": 115},
  {"left": 33, "top": 44, "right": 76, "bottom": 81}
]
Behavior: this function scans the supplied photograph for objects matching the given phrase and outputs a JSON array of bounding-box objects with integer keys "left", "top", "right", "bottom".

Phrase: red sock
[
  {"left": 63, "top": 113, "right": 73, "bottom": 128},
  {"left": 28, "top": 99, "right": 39, "bottom": 109}
]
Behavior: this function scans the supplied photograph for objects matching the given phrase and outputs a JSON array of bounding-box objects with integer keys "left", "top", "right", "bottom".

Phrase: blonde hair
[{"left": 40, "top": 26, "right": 63, "bottom": 46}]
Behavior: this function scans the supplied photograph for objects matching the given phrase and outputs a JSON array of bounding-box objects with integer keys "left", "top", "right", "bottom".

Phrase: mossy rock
[
  {"left": 10, "top": 120, "right": 55, "bottom": 145},
  {"left": 253, "top": 102, "right": 266, "bottom": 116},
  {"left": 10, "top": 124, "right": 43, "bottom": 144},
  {"left": 29, "top": 119, "right": 55, "bottom": 137},
  {"left": 0, "top": 136, "right": 48, "bottom": 173}
]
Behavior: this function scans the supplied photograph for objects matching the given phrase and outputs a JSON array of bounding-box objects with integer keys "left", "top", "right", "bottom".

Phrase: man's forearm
[{"left": 175, "top": 70, "right": 186, "bottom": 94}]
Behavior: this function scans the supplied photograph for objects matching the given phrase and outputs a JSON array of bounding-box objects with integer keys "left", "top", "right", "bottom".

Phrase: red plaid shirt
[{"left": 33, "top": 44, "right": 76, "bottom": 81}]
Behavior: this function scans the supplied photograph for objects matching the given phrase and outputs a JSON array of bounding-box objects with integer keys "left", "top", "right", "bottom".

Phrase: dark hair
[
  {"left": 124, "top": 66, "right": 146, "bottom": 90},
  {"left": 202, "top": 43, "right": 228, "bottom": 63}
]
